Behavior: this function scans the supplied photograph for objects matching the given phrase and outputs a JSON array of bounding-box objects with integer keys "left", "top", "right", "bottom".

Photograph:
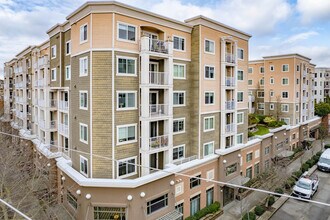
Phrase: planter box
[{"left": 201, "top": 210, "right": 224, "bottom": 220}]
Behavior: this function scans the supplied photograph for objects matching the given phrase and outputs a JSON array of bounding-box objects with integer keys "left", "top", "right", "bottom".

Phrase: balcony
[
  {"left": 49, "top": 99, "right": 57, "bottom": 108},
  {"left": 149, "top": 71, "right": 168, "bottom": 86},
  {"left": 38, "top": 79, "right": 44, "bottom": 87},
  {"left": 38, "top": 56, "right": 49, "bottom": 68},
  {"left": 58, "top": 123, "right": 69, "bottom": 136},
  {"left": 249, "top": 95, "right": 255, "bottom": 102},
  {"left": 225, "top": 123, "right": 236, "bottom": 133},
  {"left": 59, "top": 101, "right": 69, "bottom": 111},
  {"left": 39, "top": 120, "right": 57, "bottom": 130},
  {"left": 225, "top": 53, "right": 236, "bottom": 64},
  {"left": 146, "top": 104, "right": 169, "bottom": 118},
  {"left": 225, "top": 101, "right": 235, "bottom": 110},
  {"left": 149, "top": 134, "right": 169, "bottom": 150},
  {"left": 302, "top": 84, "right": 307, "bottom": 90},
  {"left": 225, "top": 77, "right": 236, "bottom": 87},
  {"left": 173, "top": 155, "right": 198, "bottom": 165},
  {"left": 148, "top": 39, "right": 169, "bottom": 54},
  {"left": 47, "top": 140, "right": 59, "bottom": 153},
  {"left": 38, "top": 99, "right": 45, "bottom": 107},
  {"left": 325, "top": 84, "right": 330, "bottom": 89},
  {"left": 302, "top": 71, "right": 307, "bottom": 77}
]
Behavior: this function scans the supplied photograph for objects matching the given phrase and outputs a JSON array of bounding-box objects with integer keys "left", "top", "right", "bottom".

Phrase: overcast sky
[{"left": 1, "top": 0, "right": 330, "bottom": 78}]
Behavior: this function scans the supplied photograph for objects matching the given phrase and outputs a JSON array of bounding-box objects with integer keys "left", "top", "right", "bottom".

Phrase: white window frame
[
  {"left": 173, "top": 35, "right": 186, "bottom": 52},
  {"left": 281, "top": 104, "right": 289, "bottom": 112},
  {"left": 270, "top": 65, "right": 274, "bottom": 72},
  {"left": 260, "top": 78, "right": 264, "bottom": 85},
  {"left": 248, "top": 67, "right": 253, "bottom": 74},
  {"left": 237, "top": 112, "right": 244, "bottom": 125},
  {"left": 204, "top": 65, "right": 215, "bottom": 80},
  {"left": 270, "top": 91, "right": 274, "bottom": 97},
  {"left": 51, "top": 68, "right": 56, "bottom": 81},
  {"left": 204, "top": 39, "right": 215, "bottom": 54},
  {"left": 296, "top": 104, "right": 299, "bottom": 112},
  {"left": 80, "top": 23, "right": 88, "bottom": 44},
  {"left": 79, "top": 91, "right": 88, "bottom": 110},
  {"left": 116, "top": 91, "right": 137, "bottom": 111},
  {"left": 66, "top": 40, "right": 71, "bottom": 55},
  {"left": 117, "top": 156, "right": 137, "bottom": 179},
  {"left": 173, "top": 118, "right": 185, "bottom": 134},
  {"left": 173, "top": 145, "right": 185, "bottom": 161},
  {"left": 237, "top": 133, "right": 243, "bottom": 144},
  {"left": 173, "top": 63, "right": 186, "bottom": 79},
  {"left": 260, "top": 66, "right": 265, "bottom": 74},
  {"left": 79, "top": 57, "right": 88, "bottom": 76},
  {"left": 248, "top": 79, "right": 253, "bottom": 85},
  {"left": 204, "top": 116, "right": 215, "bottom": 132},
  {"left": 116, "top": 56, "right": 137, "bottom": 76},
  {"left": 282, "top": 64, "right": 289, "bottom": 72},
  {"left": 280, "top": 117, "right": 290, "bottom": 125},
  {"left": 117, "top": 22, "right": 137, "bottom": 43},
  {"left": 270, "top": 103, "right": 275, "bottom": 110},
  {"left": 51, "top": 45, "right": 56, "bottom": 59},
  {"left": 270, "top": 78, "right": 274, "bottom": 84},
  {"left": 237, "top": 69, "right": 244, "bottom": 81},
  {"left": 79, "top": 123, "right": 88, "bottom": 144},
  {"left": 204, "top": 91, "right": 215, "bottom": 105},
  {"left": 65, "top": 65, "right": 71, "bottom": 80},
  {"left": 79, "top": 155, "right": 88, "bottom": 177},
  {"left": 116, "top": 123, "right": 137, "bottom": 145},
  {"left": 282, "top": 77, "right": 289, "bottom": 85},
  {"left": 258, "top": 103, "right": 265, "bottom": 110},
  {"left": 282, "top": 91, "right": 289, "bottom": 99},
  {"left": 173, "top": 91, "right": 186, "bottom": 107},
  {"left": 237, "top": 91, "right": 244, "bottom": 102},
  {"left": 203, "top": 141, "right": 214, "bottom": 157},
  {"left": 257, "top": 91, "right": 264, "bottom": 98},
  {"left": 237, "top": 48, "right": 244, "bottom": 60}
]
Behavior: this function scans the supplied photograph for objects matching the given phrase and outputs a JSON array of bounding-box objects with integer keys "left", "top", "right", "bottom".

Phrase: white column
[
  {"left": 233, "top": 41, "right": 238, "bottom": 146},
  {"left": 220, "top": 39, "right": 227, "bottom": 149}
]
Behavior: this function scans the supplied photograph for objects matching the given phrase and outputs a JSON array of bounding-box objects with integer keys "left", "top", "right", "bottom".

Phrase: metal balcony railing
[
  {"left": 59, "top": 101, "right": 69, "bottom": 111},
  {"left": 225, "top": 101, "right": 235, "bottom": 110},
  {"left": 225, "top": 77, "right": 236, "bottom": 87},
  {"left": 148, "top": 104, "right": 169, "bottom": 118},
  {"left": 225, "top": 53, "right": 236, "bottom": 64},
  {"left": 149, "top": 134, "right": 169, "bottom": 150},
  {"left": 149, "top": 71, "right": 168, "bottom": 86},
  {"left": 148, "top": 39, "right": 169, "bottom": 54},
  {"left": 225, "top": 123, "right": 236, "bottom": 133}
]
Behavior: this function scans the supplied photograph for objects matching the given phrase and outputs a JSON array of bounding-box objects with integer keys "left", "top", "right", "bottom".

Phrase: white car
[{"left": 292, "top": 172, "right": 319, "bottom": 200}]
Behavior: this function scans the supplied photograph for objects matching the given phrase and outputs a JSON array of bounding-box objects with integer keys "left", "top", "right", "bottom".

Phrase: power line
[
  {"left": 0, "top": 129, "right": 329, "bottom": 208},
  {"left": 0, "top": 198, "right": 32, "bottom": 220}
]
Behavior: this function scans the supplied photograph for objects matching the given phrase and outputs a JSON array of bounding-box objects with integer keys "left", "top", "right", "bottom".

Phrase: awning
[
  {"left": 276, "top": 150, "right": 294, "bottom": 158},
  {"left": 304, "top": 138, "right": 316, "bottom": 142},
  {"left": 157, "top": 210, "right": 183, "bottom": 220},
  {"left": 227, "top": 175, "right": 250, "bottom": 186}
]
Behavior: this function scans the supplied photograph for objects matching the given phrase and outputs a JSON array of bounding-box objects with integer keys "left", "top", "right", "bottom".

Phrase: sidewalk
[{"left": 218, "top": 137, "right": 330, "bottom": 220}]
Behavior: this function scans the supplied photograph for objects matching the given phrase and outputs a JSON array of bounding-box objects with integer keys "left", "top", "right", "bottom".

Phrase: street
[{"left": 271, "top": 170, "right": 330, "bottom": 220}]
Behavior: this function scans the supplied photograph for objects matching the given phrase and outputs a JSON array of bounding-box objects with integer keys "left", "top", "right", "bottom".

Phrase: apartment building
[
  {"left": 2, "top": 2, "right": 322, "bottom": 220},
  {"left": 249, "top": 54, "right": 316, "bottom": 126},
  {"left": 316, "top": 67, "right": 330, "bottom": 101}
]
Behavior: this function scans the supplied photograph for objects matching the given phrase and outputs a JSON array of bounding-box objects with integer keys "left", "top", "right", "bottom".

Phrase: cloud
[
  {"left": 283, "top": 31, "right": 319, "bottom": 44},
  {"left": 297, "top": 0, "right": 330, "bottom": 24}
]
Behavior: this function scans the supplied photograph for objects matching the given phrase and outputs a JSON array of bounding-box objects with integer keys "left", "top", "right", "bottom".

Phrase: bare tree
[
  {"left": 275, "top": 95, "right": 282, "bottom": 121},
  {"left": 319, "top": 124, "right": 328, "bottom": 151},
  {"left": 0, "top": 122, "right": 72, "bottom": 220}
]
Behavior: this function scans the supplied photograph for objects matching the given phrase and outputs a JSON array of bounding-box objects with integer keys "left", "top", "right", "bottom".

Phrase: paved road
[{"left": 271, "top": 170, "right": 330, "bottom": 220}]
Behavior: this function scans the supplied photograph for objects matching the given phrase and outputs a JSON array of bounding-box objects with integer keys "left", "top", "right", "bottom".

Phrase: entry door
[
  {"left": 223, "top": 186, "right": 235, "bottom": 206},
  {"left": 150, "top": 153, "right": 158, "bottom": 171},
  {"left": 150, "top": 121, "right": 158, "bottom": 138},
  {"left": 149, "top": 91, "right": 159, "bottom": 114},
  {"left": 147, "top": 33, "right": 158, "bottom": 50},
  {"left": 149, "top": 62, "right": 159, "bottom": 84}
]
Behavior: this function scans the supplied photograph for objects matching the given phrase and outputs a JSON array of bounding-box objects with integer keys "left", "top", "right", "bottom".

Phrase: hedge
[
  {"left": 301, "top": 163, "right": 310, "bottom": 173},
  {"left": 254, "top": 205, "right": 265, "bottom": 216},
  {"left": 325, "top": 144, "right": 330, "bottom": 149},
  {"left": 242, "top": 212, "right": 256, "bottom": 220},
  {"left": 268, "top": 196, "right": 275, "bottom": 206},
  {"left": 275, "top": 187, "right": 284, "bottom": 195},
  {"left": 185, "top": 202, "right": 220, "bottom": 220}
]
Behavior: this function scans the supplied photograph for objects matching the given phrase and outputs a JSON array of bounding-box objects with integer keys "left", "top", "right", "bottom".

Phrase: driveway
[{"left": 271, "top": 170, "right": 330, "bottom": 220}]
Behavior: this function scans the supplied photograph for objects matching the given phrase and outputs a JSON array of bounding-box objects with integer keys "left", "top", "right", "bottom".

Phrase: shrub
[
  {"left": 248, "top": 131, "right": 255, "bottom": 138},
  {"left": 263, "top": 116, "right": 276, "bottom": 124},
  {"left": 284, "top": 177, "right": 296, "bottom": 189},
  {"left": 242, "top": 212, "right": 256, "bottom": 220},
  {"left": 325, "top": 144, "right": 330, "bottom": 149},
  {"left": 185, "top": 202, "right": 220, "bottom": 220},
  {"left": 292, "top": 170, "right": 303, "bottom": 179},
  {"left": 312, "top": 155, "right": 320, "bottom": 162},
  {"left": 306, "top": 159, "right": 314, "bottom": 167},
  {"left": 301, "top": 163, "right": 310, "bottom": 173},
  {"left": 275, "top": 187, "right": 284, "bottom": 195},
  {"left": 254, "top": 205, "right": 265, "bottom": 216},
  {"left": 267, "top": 121, "right": 278, "bottom": 127},
  {"left": 316, "top": 151, "right": 323, "bottom": 157},
  {"left": 268, "top": 196, "right": 275, "bottom": 206},
  {"left": 256, "top": 115, "right": 266, "bottom": 124}
]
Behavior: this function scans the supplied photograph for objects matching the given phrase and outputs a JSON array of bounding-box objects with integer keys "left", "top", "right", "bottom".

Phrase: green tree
[
  {"left": 315, "top": 102, "right": 330, "bottom": 117},
  {"left": 319, "top": 124, "right": 328, "bottom": 150}
]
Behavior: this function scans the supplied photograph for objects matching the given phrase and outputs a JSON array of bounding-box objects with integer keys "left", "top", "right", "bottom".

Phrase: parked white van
[{"left": 317, "top": 149, "right": 330, "bottom": 172}]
